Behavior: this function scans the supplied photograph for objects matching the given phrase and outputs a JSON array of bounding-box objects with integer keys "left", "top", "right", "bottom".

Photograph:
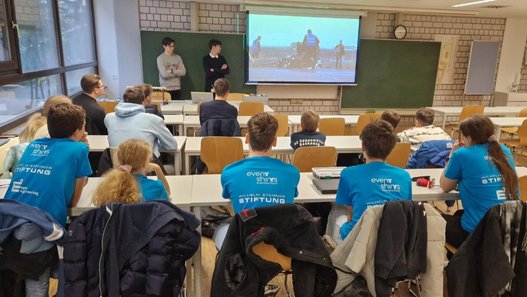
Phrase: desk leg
[
  {"left": 441, "top": 112, "right": 446, "bottom": 130},
  {"left": 185, "top": 155, "right": 191, "bottom": 175},
  {"left": 183, "top": 125, "right": 188, "bottom": 136},
  {"left": 192, "top": 206, "right": 202, "bottom": 297},
  {"left": 179, "top": 124, "right": 184, "bottom": 137},
  {"left": 495, "top": 124, "right": 502, "bottom": 141},
  {"left": 175, "top": 152, "right": 181, "bottom": 175}
]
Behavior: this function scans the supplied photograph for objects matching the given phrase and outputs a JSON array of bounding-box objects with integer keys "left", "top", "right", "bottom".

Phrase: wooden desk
[
  {"left": 160, "top": 101, "right": 188, "bottom": 115},
  {"left": 164, "top": 114, "right": 184, "bottom": 136},
  {"left": 182, "top": 116, "right": 253, "bottom": 136},
  {"left": 430, "top": 106, "right": 527, "bottom": 129},
  {"left": 288, "top": 115, "right": 359, "bottom": 132},
  {"left": 182, "top": 102, "right": 275, "bottom": 115},
  {"left": 490, "top": 117, "right": 527, "bottom": 140}
]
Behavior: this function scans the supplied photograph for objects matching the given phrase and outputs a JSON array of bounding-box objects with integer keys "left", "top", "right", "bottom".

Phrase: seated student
[
  {"left": 398, "top": 108, "right": 451, "bottom": 151},
  {"left": 381, "top": 110, "right": 401, "bottom": 130},
  {"left": 4, "top": 103, "right": 92, "bottom": 294},
  {"left": 199, "top": 78, "right": 237, "bottom": 125},
  {"left": 440, "top": 115, "right": 518, "bottom": 248},
  {"left": 72, "top": 74, "right": 108, "bottom": 135},
  {"left": 92, "top": 139, "right": 169, "bottom": 206},
  {"left": 334, "top": 119, "right": 412, "bottom": 241},
  {"left": 290, "top": 110, "right": 326, "bottom": 150},
  {"left": 137, "top": 83, "right": 164, "bottom": 119},
  {"left": 105, "top": 87, "right": 177, "bottom": 159}
]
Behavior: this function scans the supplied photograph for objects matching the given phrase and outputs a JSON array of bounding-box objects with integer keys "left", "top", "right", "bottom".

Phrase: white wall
[{"left": 495, "top": 18, "right": 527, "bottom": 93}]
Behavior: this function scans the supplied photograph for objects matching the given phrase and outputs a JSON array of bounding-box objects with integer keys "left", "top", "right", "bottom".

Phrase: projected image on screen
[{"left": 246, "top": 13, "right": 360, "bottom": 85}]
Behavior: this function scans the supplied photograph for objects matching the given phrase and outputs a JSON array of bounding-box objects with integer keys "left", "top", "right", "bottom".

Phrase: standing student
[
  {"left": 334, "top": 120, "right": 412, "bottom": 241},
  {"left": 398, "top": 108, "right": 451, "bottom": 151},
  {"left": 203, "top": 39, "right": 230, "bottom": 92},
  {"left": 156, "top": 37, "right": 186, "bottom": 100},
  {"left": 199, "top": 78, "right": 237, "bottom": 125},
  {"left": 290, "top": 110, "right": 326, "bottom": 150},
  {"left": 440, "top": 115, "right": 518, "bottom": 248},
  {"left": 92, "top": 139, "right": 169, "bottom": 206},
  {"left": 381, "top": 110, "right": 401, "bottom": 130},
  {"left": 137, "top": 83, "right": 164, "bottom": 119},
  {"left": 72, "top": 74, "right": 108, "bottom": 135}
]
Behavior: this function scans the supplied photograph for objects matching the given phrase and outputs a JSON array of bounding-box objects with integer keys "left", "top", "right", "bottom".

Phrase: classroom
[{"left": 0, "top": 0, "right": 527, "bottom": 297}]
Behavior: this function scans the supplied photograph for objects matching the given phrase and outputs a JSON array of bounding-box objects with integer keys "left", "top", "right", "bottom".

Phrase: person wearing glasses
[
  {"left": 72, "top": 74, "right": 108, "bottom": 135},
  {"left": 156, "top": 37, "right": 186, "bottom": 100}
]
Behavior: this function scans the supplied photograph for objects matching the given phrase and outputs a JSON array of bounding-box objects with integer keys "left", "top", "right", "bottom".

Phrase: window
[{"left": 59, "top": 0, "right": 95, "bottom": 66}]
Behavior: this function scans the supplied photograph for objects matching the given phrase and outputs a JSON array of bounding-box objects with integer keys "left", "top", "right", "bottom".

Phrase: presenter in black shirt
[{"left": 203, "top": 39, "right": 230, "bottom": 92}]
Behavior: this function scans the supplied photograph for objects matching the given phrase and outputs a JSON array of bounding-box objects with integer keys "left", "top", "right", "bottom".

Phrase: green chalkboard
[
  {"left": 342, "top": 39, "right": 440, "bottom": 109},
  {"left": 140, "top": 31, "right": 255, "bottom": 99}
]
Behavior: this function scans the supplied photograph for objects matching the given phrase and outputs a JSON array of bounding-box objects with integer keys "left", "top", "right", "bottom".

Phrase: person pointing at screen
[{"left": 203, "top": 39, "right": 230, "bottom": 92}]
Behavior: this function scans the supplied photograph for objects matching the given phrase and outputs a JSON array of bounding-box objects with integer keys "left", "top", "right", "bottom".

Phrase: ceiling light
[{"left": 452, "top": 0, "right": 496, "bottom": 8}]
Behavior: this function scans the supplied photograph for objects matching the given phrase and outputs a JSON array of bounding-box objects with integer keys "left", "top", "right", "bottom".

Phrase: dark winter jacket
[
  {"left": 446, "top": 201, "right": 527, "bottom": 297},
  {"left": 199, "top": 118, "right": 241, "bottom": 137},
  {"left": 406, "top": 140, "right": 453, "bottom": 169},
  {"left": 211, "top": 204, "right": 337, "bottom": 297},
  {"left": 63, "top": 201, "right": 200, "bottom": 297},
  {"left": 375, "top": 201, "right": 427, "bottom": 297}
]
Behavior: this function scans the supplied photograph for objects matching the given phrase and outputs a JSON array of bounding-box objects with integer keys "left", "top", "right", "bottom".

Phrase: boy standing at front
[{"left": 290, "top": 110, "right": 326, "bottom": 150}]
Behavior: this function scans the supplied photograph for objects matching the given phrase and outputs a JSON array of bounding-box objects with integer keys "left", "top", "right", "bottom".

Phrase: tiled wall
[
  {"left": 197, "top": 3, "right": 245, "bottom": 33},
  {"left": 139, "top": 0, "right": 191, "bottom": 31}
]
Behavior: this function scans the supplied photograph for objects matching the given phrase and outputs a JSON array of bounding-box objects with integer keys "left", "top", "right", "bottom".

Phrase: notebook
[
  {"left": 191, "top": 91, "right": 214, "bottom": 104},
  {"left": 312, "top": 178, "right": 340, "bottom": 194}
]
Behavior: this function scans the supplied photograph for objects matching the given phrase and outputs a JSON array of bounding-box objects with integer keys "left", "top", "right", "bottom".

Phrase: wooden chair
[
  {"left": 501, "top": 119, "right": 527, "bottom": 161},
  {"left": 385, "top": 142, "right": 411, "bottom": 168},
  {"left": 151, "top": 89, "right": 171, "bottom": 102},
  {"left": 200, "top": 137, "right": 244, "bottom": 174},
  {"left": 274, "top": 114, "right": 289, "bottom": 137},
  {"left": 353, "top": 113, "right": 381, "bottom": 136},
  {"left": 292, "top": 146, "right": 337, "bottom": 172},
  {"left": 449, "top": 105, "right": 484, "bottom": 137},
  {"left": 519, "top": 176, "right": 527, "bottom": 202},
  {"left": 227, "top": 93, "right": 247, "bottom": 101},
  {"left": 319, "top": 118, "right": 345, "bottom": 136},
  {"left": 501, "top": 107, "right": 527, "bottom": 136},
  {"left": 238, "top": 101, "right": 264, "bottom": 116},
  {"left": 98, "top": 101, "right": 119, "bottom": 114}
]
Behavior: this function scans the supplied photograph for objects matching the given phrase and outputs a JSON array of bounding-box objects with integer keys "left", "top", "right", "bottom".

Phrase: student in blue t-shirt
[
  {"left": 440, "top": 115, "right": 519, "bottom": 248},
  {"left": 5, "top": 103, "right": 92, "bottom": 295},
  {"left": 334, "top": 119, "right": 412, "bottom": 241},
  {"left": 92, "top": 139, "right": 170, "bottom": 206}
]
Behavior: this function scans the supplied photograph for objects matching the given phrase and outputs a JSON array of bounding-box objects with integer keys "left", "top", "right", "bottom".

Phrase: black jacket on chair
[
  {"left": 199, "top": 118, "right": 241, "bottom": 137},
  {"left": 446, "top": 201, "right": 527, "bottom": 297},
  {"left": 211, "top": 204, "right": 337, "bottom": 297},
  {"left": 63, "top": 201, "right": 200, "bottom": 297}
]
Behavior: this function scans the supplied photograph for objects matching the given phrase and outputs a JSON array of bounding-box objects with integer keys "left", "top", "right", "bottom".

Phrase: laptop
[
  {"left": 244, "top": 95, "right": 268, "bottom": 104},
  {"left": 191, "top": 92, "right": 214, "bottom": 104},
  {"left": 312, "top": 178, "right": 340, "bottom": 194}
]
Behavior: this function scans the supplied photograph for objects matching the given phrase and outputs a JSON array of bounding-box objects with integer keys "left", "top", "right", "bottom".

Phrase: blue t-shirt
[
  {"left": 221, "top": 156, "right": 300, "bottom": 214},
  {"left": 290, "top": 131, "right": 326, "bottom": 150},
  {"left": 444, "top": 144, "right": 516, "bottom": 233},
  {"left": 5, "top": 138, "right": 92, "bottom": 227},
  {"left": 336, "top": 162, "right": 412, "bottom": 239},
  {"left": 134, "top": 174, "right": 169, "bottom": 202}
]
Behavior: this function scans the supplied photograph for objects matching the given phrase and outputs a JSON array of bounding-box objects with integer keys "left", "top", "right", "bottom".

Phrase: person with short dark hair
[
  {"left": 199, "top": 78, "right": 237, "bottom": 125},
  {"left": 72, "top": 74, "right": 108, "bottom": 135},
  {"left": 137, "top": 83, "right": 164, "bottom": 119},
  {"left": 156, "top": 37, "right": 186, "bottom": 100},
  {"left": 334, "top": 119, "right": 412, "bottom": 241},
  {"left": 290, "top": 110, "right": 326, "bottom": 150},
  {"left": 203, "top": 39, "right": 230, "bottom": 92},
  {"left": 381, "top": 110, "right": 401, "bottom": 129},
  {"left": 104, "top": 87, "right": 177, "bottom": 158},
  {"left": 398, "top": 107, "right": 451, "bottom": 151}
]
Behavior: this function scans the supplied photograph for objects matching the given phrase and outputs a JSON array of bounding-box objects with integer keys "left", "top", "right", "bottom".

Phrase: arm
[
  {"left": 96, "top": 109, "right": 108, "bottom": 135},
  {"left": 346, "top": 206, "right": 353, "bottom": 221},
  {"left": 219, "top": 56, "right": 230, "bottom": 75},
  {"left": 156, "top": 119, "right": 178, "bottom": 151},
  {"left": 440, "top": 172, "right": 458, "bottom": 193},
  {"left": 157, "top": 56, "right": 176, "bottom": 79},
  {"left": 174, "top": 56, "right": 186, "bottom": 77},
  {"left": 203, "top": 56, "right": 216, "bottom": 79},
  {"left": 440, "top": 141, "right": 462, "bottom": 193},
  {"left": 147, "top": 163, "right": 170, "bottom": 195},
  {"left": 70, "top": 177, "right": 87, "bottom": 207}
]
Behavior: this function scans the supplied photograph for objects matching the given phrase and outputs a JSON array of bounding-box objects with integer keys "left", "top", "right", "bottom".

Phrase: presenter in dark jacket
[
  {"left": 203, "top": 39, "right": 230, "bottom": 92},
  {"left": 72, "top": 74, "right": 108, "bottom": 135}
]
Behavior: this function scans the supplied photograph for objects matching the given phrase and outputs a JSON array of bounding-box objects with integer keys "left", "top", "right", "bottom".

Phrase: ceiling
[{"left": 234, "top": 0, "right": 527, "bottom": 18}]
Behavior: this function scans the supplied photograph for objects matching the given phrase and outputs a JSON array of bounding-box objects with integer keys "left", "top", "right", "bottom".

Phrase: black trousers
[
  {"left": 168, "top": 90, "right": 181, "bottom": 100},
  {"left": 442, "top": 209, "right": 469, "bottom": 248}
]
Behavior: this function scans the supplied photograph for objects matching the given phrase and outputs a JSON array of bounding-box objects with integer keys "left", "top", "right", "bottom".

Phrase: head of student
[
  {"left": 300, "top": 110, "right": 320, "bottom": 133},
  {"left": 123, "top": 87, "right": 146, "bottom": 105},
  {"left": 208, "top": 39, "right": 222, "bottom": 55},
  {"left": 137, "top": 84, "right": 153, "bottom": 105},
  {"left": 360, "top": 119, "right": 398, "bottom": 161},
  {"left": 81, "top": 74, "right": 105, "bottom": 98},
  {"left": 162, "top": 37, "right": 175, "bottom": 54},
  {"left": 92, "top": 139, "right": 153, "bottom": 206},
  {"left": 459, "top": 115, "right": 518, "bottom": 200},
  {"left": 415, "top": 108, "right": 434, "bottom": 127},
  {"left": 19, "top": 95, "right": 72, "bottom": 142},
  {"left": 246, "top": 113, "right": 278, "bottom": 153},
  {"left": 47, "top": 103, "right": 86, "bottom": 140},
  {"left": 381, "top": 110, "right": 401, "bottom": 129},
  {"left": 214, "top": 78, "right": 231, "bottom": 99}
]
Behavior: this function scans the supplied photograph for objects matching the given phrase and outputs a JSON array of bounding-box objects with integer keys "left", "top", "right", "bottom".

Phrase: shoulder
[{"left": 222, "top": 159, "right": 247, "bottom": 175}]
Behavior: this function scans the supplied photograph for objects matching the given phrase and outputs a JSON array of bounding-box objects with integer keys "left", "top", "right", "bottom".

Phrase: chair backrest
[
  {"left": 518, "top": 108, "right": 527, "bottom": 117},
  {"left": 200, "top": 137, "right": 244, "bottom": 174},
  {"left": 274, "top": 114, "right": 289, "bottom": 137},
  {"left": 353, "top": 113, "right": 381, "bottom": 135},
  {"left": 238, "top": 101, "right": 264, "bottom": 116},
  {"left": 459, "top": 105, "right": 484, "bottom": 122},
  {"left": 519, "top": 175, "right": 527, "bottom": 202},
  {"left": 518, "top": 119, "right": 527, "bottom": 146},
  {"left": 292, "top": 146, "right": 337, "bottom": 172},
  {"left": 151, "top": 90, "right": 171, "bottom": 102},
  {"left": 252, "top": 241, "right": 292, "bottom": 271},
  {"left": 319, "top": 118, "right": 345, "bottom": 136},
  {"left": 227, "top": 93, "right": 247, "bottom": 101},
  {"left": 386, "top": 142, "right": 411, "bottom": 168},
  {"left": 98, "top": 101, "right": 119, "bottom": 114}
]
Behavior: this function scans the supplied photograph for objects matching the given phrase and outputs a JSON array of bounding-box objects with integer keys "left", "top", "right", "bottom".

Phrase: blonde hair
[
  {"left": 300, "top": 110, "right": 320, "bottom": 132},
  {"left": 19, "top": 95, "right": 72, "bottom": 142},
  {"left": 92, "top": 139, "right": 153, "bottom": 206}
]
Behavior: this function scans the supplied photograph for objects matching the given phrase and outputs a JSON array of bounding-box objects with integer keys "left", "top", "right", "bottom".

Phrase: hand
[
  {"left": 210, "top": 68, "right": 214, "bottom": 72},
  {"left": 450, "top": 140, "right": 464, "bottom": 156},
  {"left": 80, "top": 132, "right": 89, "bottom": 146},
  {"left": 166, "top": 69, "right": 172, "bottom": 74},
  {"left": 145, "top": 162, "right": 161, "bottom": 174},
  {"left": 221, "top": 64, "right": 228, "bottom": 70}
]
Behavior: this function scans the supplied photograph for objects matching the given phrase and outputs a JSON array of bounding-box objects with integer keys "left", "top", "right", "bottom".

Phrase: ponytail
[
  {"left": 92, "top": 168, "right": 141, "bottom": 206},
  {"left": 488, "top": 139, "right": 518, "bottom": 200}
]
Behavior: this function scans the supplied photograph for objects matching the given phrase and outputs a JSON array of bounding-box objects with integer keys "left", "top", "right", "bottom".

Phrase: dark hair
[
  {"left": 415, "top": 108, "right": 435, "bottom": 126},
  {"left": 301, "top": 110, "right": 320, "bottom": 132},
  {"left": 214, "top": 78, "right": 231, "bottom": 97},
  {"left": 162, "top": 37, "right": 175, "bottom": 47},
  {"left": 360, "top": 119, "right": 397, "bottom": 159},
  {"left": 123, "top": 87, "right": 145, "bottom": 104},
  {"left": 208, "top": 39, "right": 222, "bottom": 49},
  {"left": 247, "top": 113, "right": 278, "bottom": 151},
  {"left": 47, "top": 103, "right": 86, "bottom": 138},
  {"left": 381, "top": 110, "right": 401, "bottom": 129},
  {"left": 80, "top": 74, "right": 101, "bottom": 94},
  {"left": 459, "top": 115, "right": 518, "bottom": 200},
  {"left": 137, "top": 83, "right": 153, "bottom": 98}
]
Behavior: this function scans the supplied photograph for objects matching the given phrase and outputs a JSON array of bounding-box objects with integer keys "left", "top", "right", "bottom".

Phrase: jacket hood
[{"left": 115, "top": 102, "right": 145, "bottom": 118}]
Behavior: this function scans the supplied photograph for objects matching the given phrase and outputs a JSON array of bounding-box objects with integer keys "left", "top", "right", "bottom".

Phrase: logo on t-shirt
[
  {"left": 29, "top": 143, "right": 50, "bottom": 157},
  {"left": 481, "top": 175, "right": 502, "bottom": 184},
  {"left": 371, "top": 177, "right": 401, "bottom": 192},
  {"left": 11, "top": 179, "right": 39, "bottom": 196},
  {"left": 247, "top": 171, "right": 279, "bottom": 185}
]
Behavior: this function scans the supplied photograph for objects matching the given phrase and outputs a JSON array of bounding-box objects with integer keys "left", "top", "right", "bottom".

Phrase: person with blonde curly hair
[{"left": 92, "top": 139, "right": 170, "bottom": 206}]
